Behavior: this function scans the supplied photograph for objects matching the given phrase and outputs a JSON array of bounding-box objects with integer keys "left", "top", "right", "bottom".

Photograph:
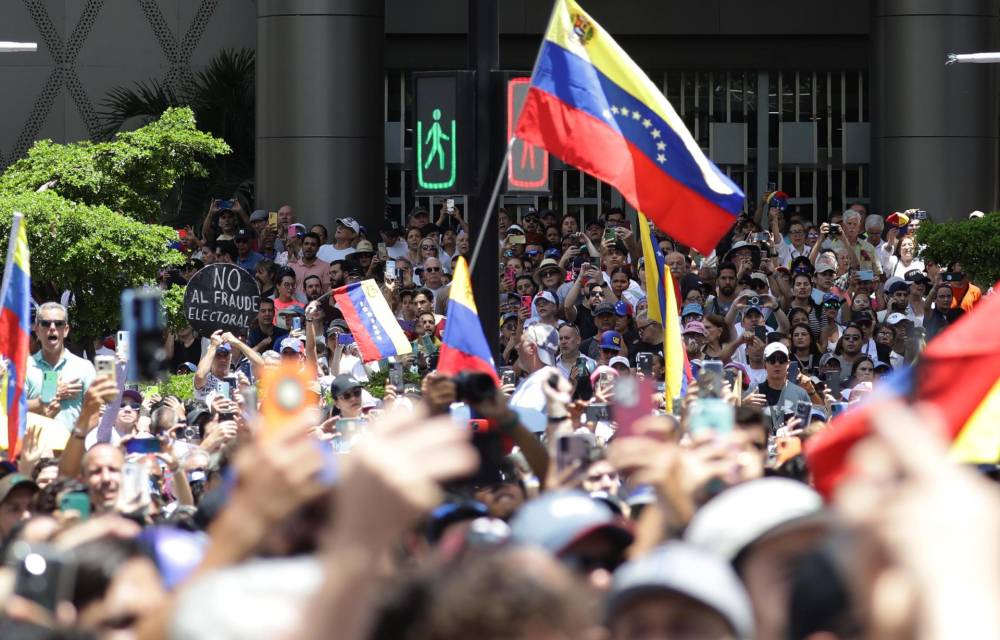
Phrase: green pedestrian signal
[{"left": 414, "top": 72, "right": 475, "bottom": 194}]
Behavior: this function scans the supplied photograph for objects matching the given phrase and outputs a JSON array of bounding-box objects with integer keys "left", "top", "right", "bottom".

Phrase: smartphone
[
  {"left": 754, "top": 232, "right": 770, "bottom": 243},
  {"left": 223, "top": 376, "right": 238, "bottom": 396},
  {"left": 291, "top": 317, "right": 303, "bottom": 332},
  {"left": 521, "top": 295, "right": 533, "bottom": 311},
  {"left": 499, "top": 366, "right": 516, "bottom": 386},
  {"left": 385, "top": 259, "right": 397, "bottom": 280},
  {"left": 446, "top": 198, "right": 455, "bottom": 212},
  {"left": 858, "top": 270, "right": 874, "bottom": 281},
  {"left": 389, "top": 362, "right": 404, "bottom": 388},
  {"left": 41, "top": 371, "right": 59, "bottom": 404},
  {"left": 586, "top": 403, "right": 610, "bottom": 423},
  {"left": 826, "top": 374, "right": 842, "bottom": 398},
  {"left": 603, "top": 226, "right": 617, "bottom": 242},
  {"left": 753, "top": 325, "right": 768, "bottom": 343},
  {"left": 636, "top": 352, "right": 654, "bottom": 376},
  {"left": 698, "top": 360, "right": 725, "bottom": 398},
  {"left": 268, "top": 210, "right": 278, "bottom": 227},
  {"left": 912, "top": 209, "right": 928, "bottom": 220},
  {"left": 215, "top": 198, "right": 234, "bottom": 210},
  {"left": 217, "top": 380, "right": 231, "bottom": 399},
  {"left": 58, "top": 490, "right": 90, "bottom": 520},
  {"left": 794, "top": 400, "right": 812, "bottom": 426},
  {"left": 95, "top": 355, "right": 116, "bottom": 382},
  {"left": 689, "top": 397, "right": 735, "bottom": 435},
  {"left": 420, "top": 335, "right": 436, "bottom": 354},
  {"left": 338, "top": 333, "right": 355, "bottom": 345},
  {"left": 333, "top": 418, "right": 367, "bottom": 453},
  {"left": 121, "top": 288, "right": 166, "bottom": 382},
  {"left": 121, "top": 460, "right": 151, "bottom": 508},
  {"left": 507, "top": 234, "right": 526, "bottom": 245},
  {"left": 503, "top": 267, "right": 516, "bottom": 282},
  {"left": 377, "top": 242, "right": 388, "bottom": 260},
  {"left": 787, "top": 361, "right": 800, "bottom": 383},
  {"left": 556, "top": 434, "right": 591, "bottom": 473},
  {"left": 612, "top": 377, "right": 654, "bottom": 439},
  {"left": 13, "top": 544, "right": 76, "bottom": 614},
  {"left": 830, "top": 402, "right": 849, "bottom": 418},
  {"left": 124, "top": 437, "right": 162, "bottom": 455},
  {"left": 116, "top": 330, "right": 129, "bottom": 360}
]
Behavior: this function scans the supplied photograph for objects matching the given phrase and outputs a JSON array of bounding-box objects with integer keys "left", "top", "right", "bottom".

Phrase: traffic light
[
  {"left": 414, "top": 71, "right": 476, "bottom": 194},
  {"left": 506, "top": 77, "right": 550, "bottom": 193}
]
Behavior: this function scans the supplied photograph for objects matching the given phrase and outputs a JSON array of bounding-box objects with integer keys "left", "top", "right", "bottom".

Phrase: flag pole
[{"left": 468, "top": 0, "right": 560, "bottom": 271}]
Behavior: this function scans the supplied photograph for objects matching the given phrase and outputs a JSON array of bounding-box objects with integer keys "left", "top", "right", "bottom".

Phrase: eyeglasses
[
  {"left": 424, "top": 267, "right": 441, "bottom": 273},
  {"left": 765, "top": 355, "right": 789, "bottom": 365},
  {"left": 589, "top": 290, "right": 604, "bottom": 296},
  {"left": 120, "top": 402, "right": 140, "bottom": 410},
  {"left": 338, "top": 388, "right": 362, "bottom": 400},
  {"left": 38, "top": 319, "right": 67, "bottom": 328},
  {"left": 421, "top": 245, "right": 436, "bottom": 250}
]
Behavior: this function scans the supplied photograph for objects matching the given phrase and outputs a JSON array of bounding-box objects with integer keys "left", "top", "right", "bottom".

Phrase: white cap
[
  {"left": 763, "top": 342, "right": 789, "bottom": 359},
  {"left": 970, "top": 210, "right": 985, "bottom": 219},
  {"left": 885, "top": 313, "right": 910, "bottom": 325},
  {"left": 608, "top": 356, "right": 630, "bottom": 369}
]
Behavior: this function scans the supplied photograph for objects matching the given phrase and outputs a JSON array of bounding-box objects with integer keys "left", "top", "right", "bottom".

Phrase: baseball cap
[
  {"left": 886, "top": 313, "right": 910, "bottom": 325},
  {"left": 684, "top": 477, "right": 824, "bottom": 562},
  {"left": 500, "top": 312, "right": 518, "bottom": 327},
  {"left": 249, "top": 209, "right": 268, "bottom": 223},
  {"left": 215, "top": 343, "right": 232, "bottom": 354},
  {"left": 505, "top": 224, "right": 525, "bottom": 235},
  {"left": 886, "top": 280, "right": 910, "bottom": 295},
  {"left": 354, "top": 240, "right": 375, "bottom": 254},
  {"left": 178, "top": 362, "right": 197, "bottom": 373},
  {"left": 814, "top": 254, "right": 837, "bottom": 274},
  {"left": 335, "top": 217, "right": 361, "bottom": 235},
  {"left": 904, "top": 269, "right": 930, "bottom": 285},
  {"left": 681, "top": 303, "right": 704, "bottom": 318},
  {"left": 234, "top": 228, "right": 251, "bottom": 242},
  {"left": 279, "top": 337, "right": 305, "bottom": 353},
  {"left": 325, "top": 319, "right": 349, "bottom": 336},
  {"left": 749, "top": 272, "right": 769, "bottom": 285},
  {"left": 743, "top": 305, "right": 765, "bottom": 317},
  {"left": 590, "top": 364, "right": 620, "bottom": 385},
  {"left": 543, "top": 248, "right": 562, "bottom": 259},
  {"left": 614, "top": 300, "right": 631, "bottom": 317},
  {"left": 330, "top": 374, "right": 362, "bottom": 396},
  {"left": 818, "top": 353, "right": 841, "bottom": 368},
  {"left": 122, "top": 389, "right": 143, "bottom": 404},
  {"left": 278, "top": 304, "right": 305, "bottom": 316},
  {"left": 763, "top": 342, "right": 789, "bottom": 359},
  {"left": 969, "top": 210, "right": 985, "bottom": 220},
  {"left": 593, "top": 302, "right": 616, "bottom": 317},
  {"left": 682, "top": 321, "right": 706, "bottom": 336},
  {"left": 606, "top": 542, "right": 754, "bottom": 638},
  {"left": 608, "top": 355, "right": 630, "bottom": 369},
  {"left": 599, "top": 330, "right": 623, "bottom": 351},
  {"left": 534, "top": 291, "right": 557, "bottom": 306},
  {"left": 882, "top": 276, "right": 904, "bottom": 293},
  {"left": 510, "top": 490, "right": 633, "bottom": 555},
  {"left": 523, "top": 324, "right": 558, "bottom": 366},
  {"left": 0, "top": 473, "right": 38, "bottom": 504}
]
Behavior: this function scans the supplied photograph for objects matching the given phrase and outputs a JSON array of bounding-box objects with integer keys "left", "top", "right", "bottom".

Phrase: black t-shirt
[
  {"left": 170, "top": 338, "right": 202, "bottom": 371},
  {"left": 761, "top": 381, "right": 783, "bottom": 407},
  {"left": 574, "top": 303, "right": 598, "bottom": 340},
  {"left": 629, "top": 340, "right": 663, "bottom": 364}
]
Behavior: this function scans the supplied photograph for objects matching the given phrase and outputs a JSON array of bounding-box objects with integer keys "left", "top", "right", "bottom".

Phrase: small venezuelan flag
[
  {"left": 437, "top": 257, "right": 499, "bottom": 385},
  {"left": 0, "top": 213, "right": 32, "bottom": 457},
  {"left": 663, "top": 265, "right": 690, "bottom": 413},
  {"left": 515, "top": 0, "right": 744, "bottom": 254},
  {"left": 638, "top": 212, "right": 668, "bottom": 327},
  {"left": 332, "top": 280, "right": 411, "bottom": 364}
]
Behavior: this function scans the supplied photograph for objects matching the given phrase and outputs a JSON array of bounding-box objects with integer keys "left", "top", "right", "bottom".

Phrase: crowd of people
[{"left": 0, "top": 193, "right": 997, "bottom": 640}]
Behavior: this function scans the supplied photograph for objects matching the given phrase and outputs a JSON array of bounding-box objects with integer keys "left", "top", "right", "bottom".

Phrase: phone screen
[
  {"left": 499, "top": 366, "right": 516, "bottom": 386},
  {"left": 385, "top": 260, "right": 397, "bottom": 279},
  {"left": 556, "top": 434, "right": 591, "bottom": 473},
  {"left": 636, "top": 352, "right": 654, "bottom": 376},
  {"left": 41, "top": 371, "right": 59, "bottom": 403},
  {"left": 689, "top": 398, "right": 735, "bottom": 435},
  {"left": 753, "top": 325, "right": 768, "bottom": 342},
  {"left": 612, "top": 377, "right": 654, "bottom": 439},
  {"left": 124, "top": 437, "right": 162, "bottom": 455}
]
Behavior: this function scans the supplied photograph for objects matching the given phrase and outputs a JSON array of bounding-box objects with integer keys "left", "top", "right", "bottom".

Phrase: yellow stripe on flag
[
  {"left": 638, "top": 211, "right": 663, "bottom": 326},
  {"left": 950, "top": 376, "right": 1000, "bottom": 464},
  {"left": 663, "top": 265, "right": 683, "bottom": 413}
]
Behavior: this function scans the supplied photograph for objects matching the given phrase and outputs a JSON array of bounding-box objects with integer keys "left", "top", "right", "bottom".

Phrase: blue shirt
[
  {"left": 238, "top": 251, "right": 266, "bottom": 272},
  {"left": 25, "top": 349, "right": 96, "bottom": 432}
]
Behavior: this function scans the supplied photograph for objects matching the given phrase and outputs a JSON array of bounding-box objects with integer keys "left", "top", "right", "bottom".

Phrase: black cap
[
  {"left": 331, "top": 374, "right": 362, "bottom": 396},
  {"left": 593, "top": 302, "right": 616, "bottom": 316}
]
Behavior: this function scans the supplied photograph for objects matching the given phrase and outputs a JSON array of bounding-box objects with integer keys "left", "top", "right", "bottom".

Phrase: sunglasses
[
  {"left": 541, "top": 270, "right": 560, "bottom": 278},
  {"left": 424, "top": 267, "right": 441, "bottom": 273},
  {"left": 120, "top": 402, "right": 141, "bottom": 410},
  {"left": 339, "top": 388, "right": 362, "bottom": 400},
  {"left": 765, "top": 355, "right": 789, "bottom": 365},
  {"left": 38, "top": 319, "right": 67, "bottom": 328}
]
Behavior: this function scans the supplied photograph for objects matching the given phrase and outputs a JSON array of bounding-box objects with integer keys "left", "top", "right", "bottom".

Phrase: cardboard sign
[{"left": 183, "top": 264, "right": 260, "bottom": 336}]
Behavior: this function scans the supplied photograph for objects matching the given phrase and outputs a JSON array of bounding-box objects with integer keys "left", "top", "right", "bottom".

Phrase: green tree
[
  {"left": 0, "top": 107, "right": 229, "bottom": 346},
  {"left": 917, "top": 215, "right": 1000, "bottom": 288}
]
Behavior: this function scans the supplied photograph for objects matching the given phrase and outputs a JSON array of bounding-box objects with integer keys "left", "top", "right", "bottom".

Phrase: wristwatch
[{"left": 71, "top": 427, "right": 87, "bottom": 440}]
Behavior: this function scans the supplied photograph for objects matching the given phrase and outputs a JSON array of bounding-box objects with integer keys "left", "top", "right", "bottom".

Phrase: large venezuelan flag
[
  {"left": 437, "top": 257, "right": 500, "bottom": 385},
  {"left": 331, "top": 279, "right": 412, "bottom": 364},
  {"left": 806, "top": 290, "right": 1000, "bottom": 500},
  {"left": 515, "top": 0, "right": 744, "bottom": 255},
  {"left": 0, "top": 213, "right": 31, "bottom": 457}
]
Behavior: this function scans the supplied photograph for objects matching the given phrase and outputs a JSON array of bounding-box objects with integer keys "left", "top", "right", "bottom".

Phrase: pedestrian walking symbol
[
  {"left": 417, "top": 107, "right": 457, "bottom": 190},
  {"left": 507, "top": 77, "right": 550, "bottom": 192}
]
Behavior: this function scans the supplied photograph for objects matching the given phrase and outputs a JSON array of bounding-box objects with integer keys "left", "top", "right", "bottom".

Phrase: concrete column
[
  {"left": 257, "top": 0, "right": 384, "bottom": 230},
  {"left": 872, "top": 0, "right": 999, "bottom": 219}
]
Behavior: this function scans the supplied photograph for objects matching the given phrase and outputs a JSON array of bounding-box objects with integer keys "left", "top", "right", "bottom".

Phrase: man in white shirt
[
  {"left": 510, "top": 324, "right": 561, "bottom": 433},
  {"left": 317, "top": 217, "right": 360, "bottom": 263}
]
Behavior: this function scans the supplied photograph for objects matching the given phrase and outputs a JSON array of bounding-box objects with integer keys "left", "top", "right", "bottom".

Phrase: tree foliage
[
  {"left": 917, "top": 214, "right": 1000, "bottom": 288},
  {"left": 0, "top": 108, "right": 228, "bottom": 345},
  {"left": 0, "top": 107, "right": 229, "bottom": 223}
]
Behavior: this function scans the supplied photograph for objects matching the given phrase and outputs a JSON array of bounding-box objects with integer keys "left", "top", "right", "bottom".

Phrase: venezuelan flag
[
  {"left": 515, "top": 0, "right": 744, "bottom": 255},
  {"left": 638, "top": 212, "right": 668, "bottom": 326},
  {"left": 437, "top": 257, "right": 499, "bottom": 384},
  {"left": 0, "top": 213, "right": 31, "bottom": 457},
  {"left": 663, "top": 266, "right": 690, "bottom": 412},
  {"left": 331, "top": 279, "right": 411, "bottom": 364},
  {"left": 806, "top": 290, "right": 1000, "bottom": 500}
]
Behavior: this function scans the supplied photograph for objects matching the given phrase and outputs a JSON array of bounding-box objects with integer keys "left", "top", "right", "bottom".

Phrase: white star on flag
[
  {"left": 657, "top": 153, "right": 666, "bottom": 163},
  {"left": 611, "top": 105, "right": 619, "bottom": 115},
  {"left": 620, "top": 107, "right": 630, "bottom": 117},
  {"left": 651, "top": 129, "right": 661, "bottom": 138},
  {"left": 642, "top": 118, "right": 652, "bottom": 128},
  {"left": 656, "top": 141, "right": 666, "bottom": 151},
  {"left": 632, "top": 111, "right": 641, "bottom": 120}
]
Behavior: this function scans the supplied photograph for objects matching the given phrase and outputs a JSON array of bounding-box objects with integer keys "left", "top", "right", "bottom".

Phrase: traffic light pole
[{"left": 468, "top": 0, "right": 501, "bottom": 362}]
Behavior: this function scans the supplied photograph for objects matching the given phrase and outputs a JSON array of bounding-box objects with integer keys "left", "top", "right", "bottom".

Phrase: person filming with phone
[
  {"left": 25, "top": 302, "right": 96, "bottom": 431},
  {"left": 744, "top": 342, "right": 811, "bottom": 431}
]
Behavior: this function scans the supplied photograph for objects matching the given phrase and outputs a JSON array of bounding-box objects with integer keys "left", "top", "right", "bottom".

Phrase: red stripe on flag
[
  {"left": 438, "top": 344, "right": 500, "bottom": 385},
  {"left": 0, "top": 307, "right": 30, "bottom": 457},
  {"left": 517, "top": 87, "right": 737, "bottom": 255},
  {"left": 333, "top": 291, "right": 381, "bottom": 362}
]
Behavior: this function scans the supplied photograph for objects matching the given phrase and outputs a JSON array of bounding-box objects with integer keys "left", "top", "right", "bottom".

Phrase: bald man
[{"left": 83, "top": 444, "right": 124, "bottom": 514}]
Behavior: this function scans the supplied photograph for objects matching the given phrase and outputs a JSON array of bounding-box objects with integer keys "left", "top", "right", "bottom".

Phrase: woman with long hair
[
  {"left": 255, "top": 259, "right": 278, "bottom": 299},
  {"left": 790, "top": 322, "right": 823, "bottom": 374},
  {"left": 406, "top": 227, "right": 423, "bottom": 265},
  {"left": 702, "top": 313, "right": 740, "bottom": 362}
]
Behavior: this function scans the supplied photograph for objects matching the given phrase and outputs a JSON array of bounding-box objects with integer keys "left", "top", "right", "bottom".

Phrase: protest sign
[{"left": 183, "top": 264, "right": 260, "bottom": 336}]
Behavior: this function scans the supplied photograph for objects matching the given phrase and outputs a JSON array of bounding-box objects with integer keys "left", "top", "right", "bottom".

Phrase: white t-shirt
[
  {"left": 194, "top": 372, "right": 224, "bottom": 402},
  {"left": 316, "top": 244, "right": 356, "bottom": 263},
  {"left": 386, "top": 239, "right": 409, "bottom": 259},
  {"left": 510, "top": 366, "right": 563, "bottom": 432}
]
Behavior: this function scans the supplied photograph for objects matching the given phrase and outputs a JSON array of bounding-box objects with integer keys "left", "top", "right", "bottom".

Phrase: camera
[
  {"left": 829, "top": 223, "right": 841, "bottom": 235},
  {"left": 454, "top": 371, "right": 496, "bottom": 405},
  {"left": 746, "top": 295, "right": 760, "bottom": 306},
  {"left": 176, "top": 424, "right": 199, "bottom": 441}
]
